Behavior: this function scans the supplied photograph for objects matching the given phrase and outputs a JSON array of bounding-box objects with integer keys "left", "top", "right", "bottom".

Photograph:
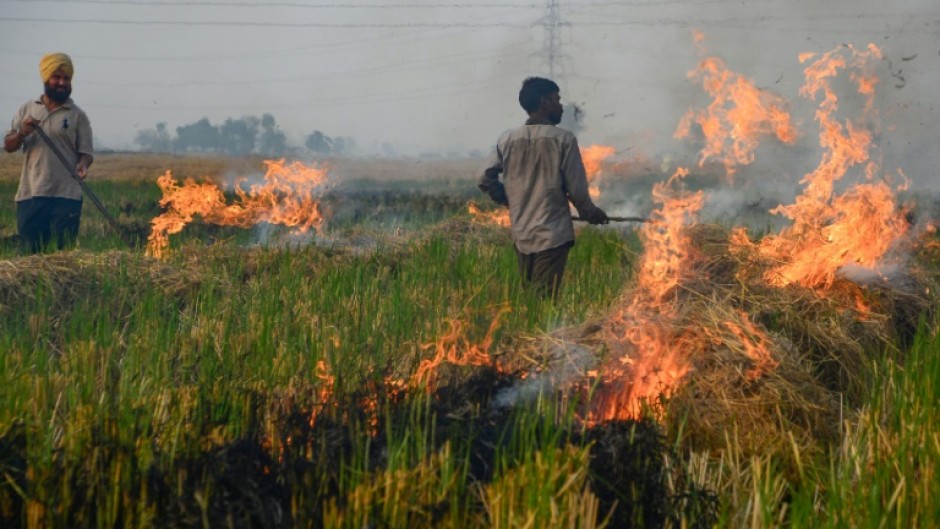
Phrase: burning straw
[
  {"left": 508, "top": 220, "right": 938, "bottom": 458},
  {"left": 500, "top": 42, "right": 939, "bottom": 459},
  {"left": 148, "top": 159, "right": 331, "bottom": 258}
]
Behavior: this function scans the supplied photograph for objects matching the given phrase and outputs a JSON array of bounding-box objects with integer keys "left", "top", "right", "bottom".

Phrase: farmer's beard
[{"left": 44, "top": 83, "right": 71, "bottom": 104}]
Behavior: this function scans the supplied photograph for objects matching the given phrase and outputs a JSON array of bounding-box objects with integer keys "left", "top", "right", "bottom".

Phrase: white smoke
[{"left": 493, "top": 341, "right": 599, "bottom": 409}]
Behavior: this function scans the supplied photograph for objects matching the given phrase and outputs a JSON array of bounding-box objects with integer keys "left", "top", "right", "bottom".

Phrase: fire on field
[
  {"left": 0, "top": 36, "right": 938, "bottom": 528},
  {"left": 471, "top": 41, "right": 937, "bottom": 459},
  {"left": 0, "top": 230, "right": 695, "bottom": 527}
]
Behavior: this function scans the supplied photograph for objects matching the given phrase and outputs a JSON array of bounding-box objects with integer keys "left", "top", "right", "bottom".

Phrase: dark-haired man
[
  {"left": 4, "top": 52, "right": 93, "bottom": 253},
  {"left": 479, "top": 76, "right": 608, "bottom": 298}
]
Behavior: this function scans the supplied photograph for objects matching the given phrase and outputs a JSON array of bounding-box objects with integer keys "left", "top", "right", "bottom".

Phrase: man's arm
[
  {"left": 561, "top": 136, "right": 608, "bottom": 224},
  {"left": 4, "top": 116, "right": 38, "bottom": 153},
  {"left": 3, "top": 130, "right": 24, "bottom": 153},
  {"left": 4, "top": 117, "right": 37, "bottom": 153},
  {"left": 478, "top": 145, "right": 509, "bottom": 206}
]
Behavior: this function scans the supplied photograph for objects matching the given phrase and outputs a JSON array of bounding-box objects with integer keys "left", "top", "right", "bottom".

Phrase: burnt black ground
[{"left": 0, "top": 365, "right": 717, "bottom": 528}]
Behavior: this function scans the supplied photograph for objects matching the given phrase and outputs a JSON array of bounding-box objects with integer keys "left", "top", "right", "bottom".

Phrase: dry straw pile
[
  {"left": 0, "top": 250, "right": 200, "bottom": 317},
  {"left": 518, "top": 223, "right": 940, "bottom": 458}
]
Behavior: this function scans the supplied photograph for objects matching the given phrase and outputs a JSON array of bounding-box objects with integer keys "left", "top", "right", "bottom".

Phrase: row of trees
[{"left": 133, "top": 114, "right": 356, "bottom": 156}]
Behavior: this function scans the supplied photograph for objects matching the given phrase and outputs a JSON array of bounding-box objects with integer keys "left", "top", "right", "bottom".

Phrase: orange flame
[
  {"left": 594, "top": 319, "right": 696, "bottom": 422},
  {"left": 412, "top": 306, "right": 510, "bottom": 391},
  {"left": 760, "top": 182, "right": 908, "bottom": 288},
  {"left": 309, "top": 360, "right": 335, "bottom": 429},
  {"left": 675, "top": 48, "right": 797, "bottom": 181},
  {"left": 467, "top": 200, "right": 511, "bottom": 227},
  {"left": 147, "top": 159, "right": 330, "bottom": 258},
  {"left": 854, "top": 291, "right": 872, "bottom": 316},
  {"left": 740, "top": 44, "right": 909, "bottom": 289},
  {"left": 639, "top": 168, "right": 706, "bottom": 304},
  {"left": 592, "top": 168, "right": 704, "bottom": 421},
  {"left": 720, "top": 311, "right": 778, "bottom": 380},
  {"left": 360, "top": 377, "right": 408, "bottom": 436},
  {"left": 581, "top": 144, "right": 616, "bottom": 198}
]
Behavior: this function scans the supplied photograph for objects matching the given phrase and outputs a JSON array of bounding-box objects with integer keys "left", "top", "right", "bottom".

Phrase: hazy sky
[{"left": 1, "top": 0, "right": 938, "bottom": 165}]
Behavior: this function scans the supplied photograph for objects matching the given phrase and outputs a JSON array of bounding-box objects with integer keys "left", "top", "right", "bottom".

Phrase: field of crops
[{"left": 0, "top": 151, "right": 937, "bottom": 528}]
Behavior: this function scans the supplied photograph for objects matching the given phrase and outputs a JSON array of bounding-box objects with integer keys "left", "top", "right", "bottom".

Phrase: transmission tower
[
  {"left": 539, "top": 0, "right": 582, "bottom": 129},
  {"left": 540, "top": 0, "right": 568, "bottom": 80}
]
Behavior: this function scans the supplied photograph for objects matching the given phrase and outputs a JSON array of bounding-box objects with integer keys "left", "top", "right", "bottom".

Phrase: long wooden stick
[{"left": 32, "top": 126, "right": 134, "bottom": 248}]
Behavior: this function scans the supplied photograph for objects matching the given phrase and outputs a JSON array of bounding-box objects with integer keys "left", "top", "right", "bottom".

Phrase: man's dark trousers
[
  {"left": 16, "top": 196, "right": 82, "bottom": 253},
  {"left": 515, "top": 241, "right": 572, "bottom": 299}
]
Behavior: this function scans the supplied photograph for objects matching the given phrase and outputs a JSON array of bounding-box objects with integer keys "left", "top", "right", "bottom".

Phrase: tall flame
[
  {"left": 593, "top": 168, "right": 705, "bottom": 421},
  {"left": 741, "top": 44, "right": 909, "bottom": 289},
  {"left": 675, "top": 37, "right": 797, "bottom": 181},
  {"left": 639, "top": 168, "right": 706, "bottom": 304},
  {"left": 148, "top": 159, "right": 329, "bottom": 258}
]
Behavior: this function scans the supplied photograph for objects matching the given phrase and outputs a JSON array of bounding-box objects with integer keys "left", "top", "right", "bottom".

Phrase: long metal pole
[
  {"left": 571, "top": 215, "right": 650, "bottom": 223},
  {"left": 32, "top": 126, "right": 134, "bottom": 248}
]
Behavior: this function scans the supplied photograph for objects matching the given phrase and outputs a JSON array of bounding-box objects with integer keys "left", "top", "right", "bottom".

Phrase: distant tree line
[{"left": 134, "top": 114, "right": 356, "bottom": 156}]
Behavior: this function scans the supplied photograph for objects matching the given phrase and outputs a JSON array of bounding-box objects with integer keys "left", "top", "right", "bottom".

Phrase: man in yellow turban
[{"left": 3, "top": 52, "right": 94, "bottom": 253}]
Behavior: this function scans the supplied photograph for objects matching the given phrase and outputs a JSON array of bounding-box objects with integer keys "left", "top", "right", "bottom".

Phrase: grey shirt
[
  {"left": 479, "top": 118, "right": 600, "bottom": 254},
  {"left": 8, "top": 97, "right": 93, "bottom": 202}
]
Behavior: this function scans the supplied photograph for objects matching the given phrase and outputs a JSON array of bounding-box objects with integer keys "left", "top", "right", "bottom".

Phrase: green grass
[
  {"left": 786, "top": 325, "right": 940, "bottom": 528},
  {"left": 676, "top": 323, "right": 940, "bottom": 529},
  {"left": 0, "top": 166, "right": 936, "bottom": 528},
  {"left": 0, "top": 183, "right": 637, "bottom": 526}
]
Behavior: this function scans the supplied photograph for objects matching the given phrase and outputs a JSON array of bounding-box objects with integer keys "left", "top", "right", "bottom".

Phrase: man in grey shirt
[
  {"left": 4, "top": 52, "right": 93, "bottom": 254},
  {"left": 479, "top": 77, "right": 608, "bottom": 298}
]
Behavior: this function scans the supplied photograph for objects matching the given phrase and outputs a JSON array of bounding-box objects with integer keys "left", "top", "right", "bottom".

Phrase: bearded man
[
  {"left": 4, "top": 52, "right": 94, "bottom": 253},
  {"left": 479, "top": 77, "right": 608, "bottom": 298}
]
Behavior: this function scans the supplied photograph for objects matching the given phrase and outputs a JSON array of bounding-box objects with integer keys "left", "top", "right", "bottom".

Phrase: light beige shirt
[
  {"left": 479, "top": 119, "right": 599, "bottom": 254},
  {"left": 8, "top": 97, "right": 93, "bottom": 202}
]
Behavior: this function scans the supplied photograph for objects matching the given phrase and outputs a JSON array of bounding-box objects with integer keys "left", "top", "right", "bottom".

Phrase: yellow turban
[{"left": 39, "top": 52, "right": 74, "bottom": 82}]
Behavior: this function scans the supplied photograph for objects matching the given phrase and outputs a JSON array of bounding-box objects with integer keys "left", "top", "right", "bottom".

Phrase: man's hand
[
  {"left": 18, "top": 117, "right": 38, "bottom": 139},
  {"left": 479, "top": 179, "right": 509, "bottom": 206},
  {"left": 76, "top": 154, "right": 93, "bottom": 180},
  {"left": 4, "top": 118, "right": 38, "bottom": 152},
  {"left": 586, "top": 206, "right": 609, "bottom": 225}
]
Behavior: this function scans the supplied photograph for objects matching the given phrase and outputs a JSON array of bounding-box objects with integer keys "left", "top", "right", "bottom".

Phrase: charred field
[{"left": 0, "top": 152, "right": 936, "bottom": 528}]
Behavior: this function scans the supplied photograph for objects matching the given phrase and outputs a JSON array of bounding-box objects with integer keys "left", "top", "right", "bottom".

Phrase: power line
[
  {"left": 1, "top": 0, "right": 539, "bottom": 7},
  {"left": 0, "top": 6, "right": 523, "bottom": 60},
  {"left": 563, "top": 17, "right": 940, "bottom": 35},
  {"left": 566, "top": 0, "right": 777, "bottom": 5},
  {"left": 80, "top": 41, "right": 533, "bottom": 88},
  {"left": 0, "top": 16, "right": 532, "bottom": 28},
  {"left": 2, "top": 0, "right": 784, "bottom": 5},
  {"left": 7, "top": 13, "right": 925, "bottom": 31},
  {"left": 84, "top": 73, "right": 517, "bottom": 112},
  {"left": 562, "top": 10, "right": 935, "bottom": 25},
  {"left": 0, "top": 24, "right": 507, "bottom": 62},
  {"left": 1, "top": 31, "right": 533, "bottom": 86}
]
